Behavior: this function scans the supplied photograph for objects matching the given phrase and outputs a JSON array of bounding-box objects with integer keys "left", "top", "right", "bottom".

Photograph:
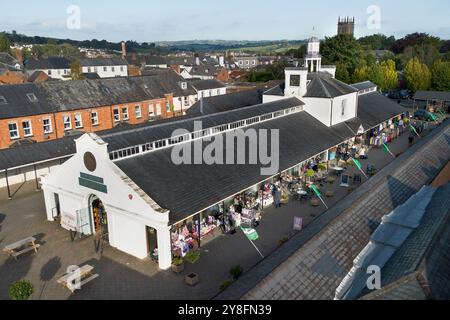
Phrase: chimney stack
[{"left": 121, "top": 41, "right": 127, "bottom": 58}]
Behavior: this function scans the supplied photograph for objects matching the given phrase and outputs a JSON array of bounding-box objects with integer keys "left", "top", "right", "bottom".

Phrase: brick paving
[{"left": 0, "top": 122, "right": 440, "bottom": 300}]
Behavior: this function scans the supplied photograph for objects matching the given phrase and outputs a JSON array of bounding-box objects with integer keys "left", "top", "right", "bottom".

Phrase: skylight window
[
  {"left": 27, "top": 93, "right": 38, "bottom": 102},
  {"left": 0, "top": 95, "right": 7, "bottom": 105}
]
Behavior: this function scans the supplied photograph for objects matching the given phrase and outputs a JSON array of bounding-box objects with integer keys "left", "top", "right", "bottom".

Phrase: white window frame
[
  {"left": 22, "top": 120, "right": 33, "bottom": 137},
  {"left": 122, "top": 107, "right": 129, "bottom": 120},
  {"left": 112, "top": 66, "right": 115, "bottom": 72},
  {"left": 103, "top": 66, "right": 107, "bottom": 72},
  {"left": 91, "top": 111, "right": 99, "bottom": 126},
  {"left": 43, "top": 118, "right": 53, "bottom": 134},
  {"left": 156, "top": 103, "right": 162, "bottom": 116},
  {"left": 135, "top": 105, "right": 142, "bottom": 118},
  {"left": 113, "top": 108, "right": 120, "bottom": 122},
  {"left": 8, "top": 122, "right": 19, "bottom": 140},
  {"left": 341, "top": 99, "right": 347, "bottom": 116},
  {"left": 63, "top": 115, "right": 72, "bottom": 131},
  {"left": 74, "top": 113, "right": 83, "bottom": 129}
]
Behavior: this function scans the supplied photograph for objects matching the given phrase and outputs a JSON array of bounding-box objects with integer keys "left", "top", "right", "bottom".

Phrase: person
[
  {"left": 358, "top": 147, "right": 368, "bottom": 160},
  {"left": 274, "top": 188, "right": 281, "bottom": 209},
  {"left": 408, "top": 135, "right": 414, "bottom": 146},
  {"left": 398, "top": 118, "right": 404, "bottom": 135}
]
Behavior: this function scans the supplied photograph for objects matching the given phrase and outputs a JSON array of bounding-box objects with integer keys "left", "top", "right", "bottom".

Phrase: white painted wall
[
  {"left": 197, "top": 87, "right": 226, "bottom": 100},
  {"left": 27, "top": 68, "right": 71, "bottom": 80},
  {"left": 40, "top": 133, "right": 172, "bottom": 269},
  {"left": 302, "top": 97, "right": 332, "bottom": 127},
  {"left": 330, "top": 92, "right": 358, "bottom": 126},
  {"left": 81, "top": 65, "right": 128, "bottom": 78}
]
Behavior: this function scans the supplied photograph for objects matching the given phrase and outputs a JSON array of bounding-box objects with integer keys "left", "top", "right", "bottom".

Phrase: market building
[{"left": 39, "top": 73, "right": 406, "bottom": 270}]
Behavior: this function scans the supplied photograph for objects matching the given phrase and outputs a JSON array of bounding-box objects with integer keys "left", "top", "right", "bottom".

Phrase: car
[{"left": 413, "top": 109, "right": 437, "bottom": 121}]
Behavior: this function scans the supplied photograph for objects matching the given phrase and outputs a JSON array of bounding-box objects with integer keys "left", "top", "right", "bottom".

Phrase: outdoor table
[
  {"left": 57, "top": 264, "right": 99, "bottom": 292},
  {"left": 3, "top": 237, "right": 40, "bottom": 260},
  {"left": 331, "top": 167, "right": 344, "bottom": 176}
]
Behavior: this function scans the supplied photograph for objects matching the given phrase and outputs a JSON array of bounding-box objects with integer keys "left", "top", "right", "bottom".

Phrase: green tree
[
  {"left": 380, "top": 59, "right": 398, "bottom": 91},
  {"left": 0, "top": 32, "right": 11, "bottom": 53},
  {"left": 352, "top": 65, "right": 370, "bottom": 83},
  {"left": 70, "top": 60, "right": 83, "bottom": 80},
  {"left": 404, "top": 58, "right": 431, "bottom": 92},
  {"left": 431, "top": 60, "right": 450, "bottom": 91},
  {"left": 335, "top": 63, "right": 350, "bottom": 83},
  {"left": 321, "top": 34, "right": 364, "bottom": 76}
]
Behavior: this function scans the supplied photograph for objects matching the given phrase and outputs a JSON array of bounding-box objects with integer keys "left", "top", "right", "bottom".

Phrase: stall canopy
[{"left": 414, "top": 91, "right": 450, "bottom": 102}]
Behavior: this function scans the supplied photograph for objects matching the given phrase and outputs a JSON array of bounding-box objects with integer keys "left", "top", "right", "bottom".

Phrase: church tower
[
  {"left": 337, "top": 17, "right": 355, "bottom": 36},
  {"left": 304, "top": 36, "right": 321, "bottom": 73}
]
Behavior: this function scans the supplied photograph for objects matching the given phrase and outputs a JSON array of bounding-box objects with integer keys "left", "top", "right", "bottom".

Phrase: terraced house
[{"left": 0, "top": 72, "right": 226, "bottom": 150}]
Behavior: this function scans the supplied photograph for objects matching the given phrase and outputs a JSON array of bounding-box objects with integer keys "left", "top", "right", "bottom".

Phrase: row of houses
[{"left": 0, "top": 70, "right": 226, "bottom": 149}]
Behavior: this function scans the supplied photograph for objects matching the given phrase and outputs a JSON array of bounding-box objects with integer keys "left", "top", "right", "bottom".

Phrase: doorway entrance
[
  {"left": 89, "top": 195, "right": 109, "bottom": 252},
  {"left": 146, "top": 226, "right": 158, "bottom": 262}
]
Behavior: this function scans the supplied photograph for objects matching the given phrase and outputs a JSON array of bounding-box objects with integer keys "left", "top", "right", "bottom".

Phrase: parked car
[
  {"left": 413, "top": 109, "right": 437, "bottom": 121},
  {"left": 387, "top": 89, "right": 411, "bottom": 100}
]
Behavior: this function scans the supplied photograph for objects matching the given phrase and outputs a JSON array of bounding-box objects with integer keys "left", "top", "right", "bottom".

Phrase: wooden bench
[
  {"left": 3, "top": 237, "right": 40, "bottom": 260},
  {"left": 57, "top": 265, "right": 99, "bottom": 292}
]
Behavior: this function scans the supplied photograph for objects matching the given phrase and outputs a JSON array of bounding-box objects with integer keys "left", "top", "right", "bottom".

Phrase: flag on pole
[
  {"left": 310, "top": 184, "right": 321, "bottom": 197},
  {"left": 241, "top": 227, "right": 259, "bottom": 241},
  {"left": 308, "top": 184, "right": 328, "bottom": 209},
  {"left": 352, "top": 158, "right": 362, "bottom": 170},
  {"left": 382, "top": 143, "right": 396, "bottom": 158},
  {"left": 351, "top": 158, "right": 369, "bottom": 179},
  {"left": 409, "top": 124, "right": 420, "bottom": 138}
]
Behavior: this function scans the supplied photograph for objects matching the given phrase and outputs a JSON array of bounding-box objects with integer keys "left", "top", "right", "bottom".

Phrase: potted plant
[
  {"left": 185, "top": 250, "right": 201, "bottom": 264},
  {"left": 280, "top": 193, "right": 289, "bottom": 204},
  {"left": 185, "top": 273, "right": 199, "bottom": 286},
  {"left": 229, "top": 265, "right": 244, "bottom": 280},
  {"left": 318, "top": 163, "right": 327, "bottom": 172},
  {"left": 9, "top": 280, "right": 34, "bottom": 300},
  {"left": 171, "top": 257, "right": 185, "bottom": 273}
]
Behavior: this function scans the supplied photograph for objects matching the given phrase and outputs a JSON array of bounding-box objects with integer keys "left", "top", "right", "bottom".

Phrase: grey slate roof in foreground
[{"left": 115, "top": 110, "right": 351, "bottom": 224}]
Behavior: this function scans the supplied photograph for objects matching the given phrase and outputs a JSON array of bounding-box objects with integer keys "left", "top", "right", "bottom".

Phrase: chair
[{"left": 353, "top": 174, "right": 362, "bottom": 184}]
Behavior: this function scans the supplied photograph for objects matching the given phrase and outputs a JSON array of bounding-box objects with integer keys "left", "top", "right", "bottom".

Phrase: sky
[{"left": 1, "top": 0, "right": 449, "bottom": 42}]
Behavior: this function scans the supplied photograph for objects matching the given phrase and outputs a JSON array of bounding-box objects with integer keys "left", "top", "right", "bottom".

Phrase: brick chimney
[{"left": 121, "top": 42, "right": 127, "bottom": 58}]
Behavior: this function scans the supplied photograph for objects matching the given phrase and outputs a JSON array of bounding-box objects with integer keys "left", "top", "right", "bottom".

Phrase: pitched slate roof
[
  {"left": 305, "top": 72, "right": 358, "bottom": 98},
  {"left": 26, "top": 57, "right": 70, "bottom": 70},
  {"left": 351, "top": 81, "right": 377, "bottom": 91},
  {"left": 186, "top": 89, "right": 263, "bottom": 115},
  {"left": 115, "top": 109, "right": 350, "bottom": 224},
  {"left": 80, "top": 58, "right": 128, "bottom": 67},
  {"left": 0, "top": 73, "right": 198, "bottom": 119},
  {"left": 414, "top": 90, "right": 450, "bottom": 102},
  {"left": 0, "top": 53, "right": 20, "bottom": 69},
  {"left": 189, "top": 79, "right": 225, "bottom": 91},
  {"left": 0, "top": 83, "right": 53, "bottom": 119}
]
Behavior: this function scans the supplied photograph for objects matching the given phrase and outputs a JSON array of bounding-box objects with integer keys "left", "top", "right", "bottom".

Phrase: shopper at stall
[{"left": 274, "top": 187, "right": 282, "bottom": 208}]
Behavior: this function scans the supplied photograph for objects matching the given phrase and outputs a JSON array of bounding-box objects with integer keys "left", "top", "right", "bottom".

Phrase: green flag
[
  {"left": 309, "top": 184, "right": 321, "bottom": 197},
  {"left": 352, "top": 158, "right": 362, "bottom": 170},
  {"left": 410, "top": 124, "right": 418, "bottom": 135},
  {"left": 382, "top": 143, "right": 390, "bottom": 153},
  {"left": 241, "top": 227, "right": 259, "bottom": 241}
]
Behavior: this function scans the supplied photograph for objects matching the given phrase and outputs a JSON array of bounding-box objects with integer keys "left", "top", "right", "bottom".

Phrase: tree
[
  {"left": 379, "top": 60, "right": 398, "bottom": 91},
  {"left": 391, "top": 33, "right": 441, "bottom": 54},
  {"left": 321, "top": 34, "right": 364, "bottom": 76},
  {"left": 404, "top": 58, "right": 431, "bottom": 92},
  {"left": 335, "top": 63, "right": 350, "bottom": 83},
  {"left": 431, "top": 60, "right": 450, "bottom": 91},
  {"left": 70, "top": 60, "right": 83, "bottom": 80},
  {"left": 358, "top": 34, "right": 396, "bottom": 50},
  {"left": 352, "top": 65, "right": 370, "bottom": 83},
  {"left": 0, "top": 32, "right": 11, "bottom": 53}
]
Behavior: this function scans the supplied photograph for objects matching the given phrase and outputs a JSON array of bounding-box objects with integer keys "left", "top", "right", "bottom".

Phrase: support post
[
  {"left": 33, "top": 164, "right": 40, "bottom": 190},
  {"left": 5, "top": 168, "right": 11, "bottom": 200}
]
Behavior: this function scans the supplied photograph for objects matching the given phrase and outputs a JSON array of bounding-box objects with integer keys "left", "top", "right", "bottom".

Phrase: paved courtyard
[{"left": 0, "top": 128, "right": 425, "bottom": 300}]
